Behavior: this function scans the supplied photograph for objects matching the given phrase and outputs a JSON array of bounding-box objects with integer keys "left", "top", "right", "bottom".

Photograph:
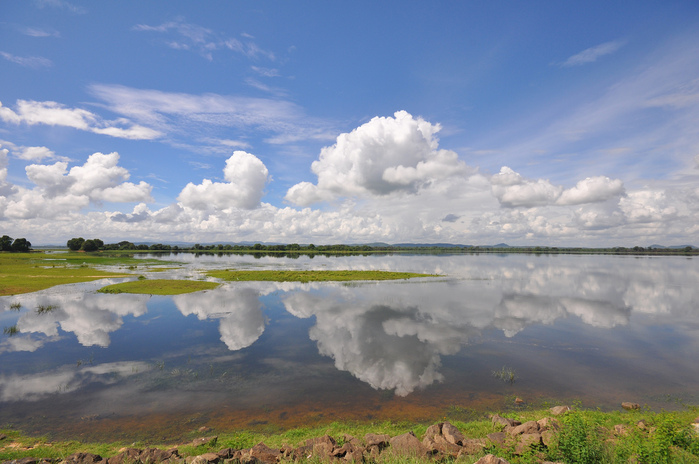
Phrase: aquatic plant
[
  {"left": 9, "top": 302, "right": 22, "bottom": 311},
  {"left": 492, "top": 366, "right": 517, "bottom": 384},
  {"left": 3, "top": 325, "right": 19, "bottom": 336},
  {"left": 36, "top": 304, "right": 59, "bottom": 314}
]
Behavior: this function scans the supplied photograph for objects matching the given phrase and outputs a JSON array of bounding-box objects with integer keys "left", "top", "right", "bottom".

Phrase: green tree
[
  {"left": 0, "top": 235, "right": 13, "bottom": 251},
  {"left": 67, "top": 237, "right": 85, "bottom": 251},
  {"left": 10, "top": 238, "right": 31, "bottom": 252},
  {"left": 81, "top": 239, "right": 99, "bottom": 252}
]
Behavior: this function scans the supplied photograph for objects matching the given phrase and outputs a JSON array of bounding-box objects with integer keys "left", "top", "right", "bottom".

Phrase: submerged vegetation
[
  {"left": 206, "top": 269, "right": 438, "bottom": 282},
  {"left": 98, "top": 279, "right": 220, "bottom": 295},
  {"left": 492, "top": 366, "right": 517, "bottom": 385}
]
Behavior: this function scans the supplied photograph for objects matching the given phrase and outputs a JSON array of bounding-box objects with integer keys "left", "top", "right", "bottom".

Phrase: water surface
[{"left": 1, "top": 253, "right": 698, "bottom": 441}]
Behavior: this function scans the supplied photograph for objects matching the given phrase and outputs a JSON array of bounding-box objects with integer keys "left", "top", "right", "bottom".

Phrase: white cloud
[
  {"left": 134, "top": 19, "right": 275, "bottom": 61},
  {"left": 16, "top": 146, "right": 58, "bottom": 161},
  {"left": 285, "top": 111, "right": 474, "bottom": 205},
  {"left": 0, "top": 51, "right": 52, "bottom": 68},
  {"left": 561, "top": 40, "right": 626, "bottom": 67},
  {"left": 491, "top": 167, "right": 625, "bottom": 208},
  {"left": 0, "top": 100, "right": 162, "bottom": 140},
  {"left": 2, "top": 152, "right": 153, "bottom": 220},
  {"left": 177, "top": 151, "right": 269, "bottom": 210}
]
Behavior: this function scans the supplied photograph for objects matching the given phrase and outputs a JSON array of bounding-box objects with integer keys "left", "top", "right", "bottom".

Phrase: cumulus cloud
[
  {"left": 177, "top": 151, "right": 269, "bottom": 210},
  {"left": 491, "top": 166, "right": 625, "bottom": 208},
  {"left": 286, "top": 111, "right": 474, "bottom": 205},
  {"left": 2, "top": 152, "right": 153, "bottom": 220},
  {"left": 0, "top": 100, "right": 162, "bottom": 140}
]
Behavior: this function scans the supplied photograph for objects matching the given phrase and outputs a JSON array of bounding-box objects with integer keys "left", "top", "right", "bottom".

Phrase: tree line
[{"left": 0, "top": 235, "right": 31, "bottom": 252}]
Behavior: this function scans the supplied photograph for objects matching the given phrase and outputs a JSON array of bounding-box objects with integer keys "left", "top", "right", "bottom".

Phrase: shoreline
[{"left": 2, "top": 404, "right": 699, "bottom": 464}]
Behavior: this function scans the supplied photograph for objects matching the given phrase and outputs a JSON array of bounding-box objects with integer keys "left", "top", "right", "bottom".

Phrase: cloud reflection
[{"left": 173, "top": 286, "right": 267, "bottom": 350}]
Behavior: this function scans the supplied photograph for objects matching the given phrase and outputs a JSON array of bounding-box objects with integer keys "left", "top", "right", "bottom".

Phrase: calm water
[{"left": 1, "top": 253, "right": 698, "bottom": 441}]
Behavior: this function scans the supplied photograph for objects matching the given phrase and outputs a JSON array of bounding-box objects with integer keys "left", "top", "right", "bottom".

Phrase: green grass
[
  {"left": 206, "top": 269, "right": 438, "bottom": 282},
  {"left": 97, "top": 279, "right": 220, "bottom": 295},
  {"left": 3, "top": 408, "right": 698, "bottom": 463},
  {"left": 0, "top": 252, "right": 132, "bottom": 296}
]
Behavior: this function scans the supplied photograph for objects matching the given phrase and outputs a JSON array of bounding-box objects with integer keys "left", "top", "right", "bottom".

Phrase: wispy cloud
[
  {"left": 561, "top": 39, "right": 626, "bottom": 67},
  {"left": 35, "top": 0, "right": 86, "bottom": 14},
  {"left": 88, "top": 84, "right": 336, "bottom": 146},
  {"left": 1, "top": 51, "right": 52, "bottom": 69},
  {"left": 133, "top": 18, "right": 274, "bottom": 61},
  {"left": 0, "top": 99, "right": 162, "bottom": 140},
  {"left": 22, "top": 27, "right": 61, "bottom": 38}
]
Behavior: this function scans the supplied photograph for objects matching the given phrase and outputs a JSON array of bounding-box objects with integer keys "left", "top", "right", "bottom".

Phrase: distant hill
[{"left": 391, "top": 243, "right": 472, "bottom": 248}]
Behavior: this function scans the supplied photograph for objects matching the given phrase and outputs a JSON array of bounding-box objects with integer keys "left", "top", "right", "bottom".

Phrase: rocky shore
[{"left": 3, "top": 405, "right": 699, "bottom": 464}]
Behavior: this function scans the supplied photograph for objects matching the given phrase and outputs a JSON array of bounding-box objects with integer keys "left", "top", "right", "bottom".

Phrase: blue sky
[{"left": 1, "top": 0, "right": 699, "bottom": 246}]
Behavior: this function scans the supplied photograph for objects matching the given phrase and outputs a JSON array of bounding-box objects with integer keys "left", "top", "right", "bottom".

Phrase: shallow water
[{"left": 1, "top": 253, "right": 698, "bottom": 441}]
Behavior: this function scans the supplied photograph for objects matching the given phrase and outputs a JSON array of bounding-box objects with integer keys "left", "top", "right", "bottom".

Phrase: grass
[
  {"left": 97, "top": 279, "right": 220, "bottom": 295},
  {"left": 492, "top": 366, "right": 517, "bottom": 384},
  {"left": 206, "top": 269, "right": 438, "bottom": 282},
  {"left": 2, "top": 408, "right": 698, "bottom": 463},
  {"left": 0, "top": 252, "right": 133, "bottom": 296}
]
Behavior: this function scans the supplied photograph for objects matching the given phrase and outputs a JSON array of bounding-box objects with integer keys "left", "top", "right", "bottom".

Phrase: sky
[{"left": 1, "top": 0, "right": 699, "bottom": 247}]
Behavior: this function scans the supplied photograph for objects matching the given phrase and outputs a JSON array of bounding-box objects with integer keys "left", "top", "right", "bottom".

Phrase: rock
[
  {"left": 141, "top": 448, "right": 179, "bottom": 463},
  {"left": 422, "top": 423, "right": 442, "bottom": 442},
  {"left": 363, "top": 433, "right": 390, "bottom": 448},
  {"left": 63, "top": 453, "right": 103, "bottom": 464},
  {"left": 536, "top": 417, "right": 560, "bottom": 431},
  {"left": 614, "top": 424, "right": 629, "bottom": 435},
  {"left": 622, "top": 402, "right": 640, "bottom": 411},
  {"left": 441, "top": 421, "right": 464, "bottom": 445},
  {"left": 514, "top": 397, "right": 524, "bottom": 405},
  {"left": 187, "top": 453, "right": 219, "bottom": 464},
  {"left": 510, "top": 420, "right": 539, "bottom": 436},
  {"left": 389, "top": 432, "right": 429, "bottom": 457},
  {"left": 107, "top": 448, "right": 142, "bottom": 464},
  {"left": 474, "top": 455, "right": 511, "bottom": 464},
  {"left": 422, "top": 435, "right": 460, "bottom": 457},
  {"left": 541, "top": 430, "right": 556, "bottom": 447},
  {"left": 304, "top": 435, "right": 335, "bottom": 457},
  {"left": 198, "top": 427, "right": 211, "bottom": 433},
  {"left": 514, "top": 433, "right": 542, "bottom": 455},
  {"left": 549, "top": 406, "right": 571, "bottom": 415},
  {"left": 491, "top": 414, "right": 520, "bottom": 428},
  {"left": 246, "top": 443, "right": 280, "bottom": 464},
  {"left": 216, "top": 449, "right": 236, "bottom": 460},
  {"left": 461, "top": 438, "right": 489, "bottom": 455},
  {"left": 0, "top": 434, "right": 6, "bottom": 441},
  {"left": 486, "top": 432, "right": 507, "bottom": 445},
  {"left": 190, "top": 437, "right": 218, "bottom": 448},
  {"left": 636, "top": 420, "right": 648, "bottom": 430}
]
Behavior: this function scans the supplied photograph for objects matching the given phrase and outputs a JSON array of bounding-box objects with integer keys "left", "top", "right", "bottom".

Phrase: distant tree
[
  {"left": 93, "top": 238, "right": 104, "bottom": 249},
  {"left": 1, "top": 235, "right": 13, "bottom": 251},
  {"left": 10, "top": 238, "right": 31, "bottom": 252},
  {"left": 81, "top": 239, "right": 99, "bottom": 252},
  {"left": 67, "top": 237, "right": 85, "bottom": 251},
  {"left": 117, "top": 241, "right": 136, "bottom": 250},
  {"left": 137, "top": 244, "right": 149, "bottom": 250}
]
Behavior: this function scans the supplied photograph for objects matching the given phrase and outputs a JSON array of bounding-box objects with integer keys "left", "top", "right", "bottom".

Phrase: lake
[{"left": 1, "top": 253, "right": 698, "bottom": 442}]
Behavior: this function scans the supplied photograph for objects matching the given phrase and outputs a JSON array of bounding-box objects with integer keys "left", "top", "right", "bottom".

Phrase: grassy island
[
  {"left": 205, "top": 269, "right": 437, "bottom": 282},
  {"left": 98, "top": 279, "right": 220, "bottom": 295}
]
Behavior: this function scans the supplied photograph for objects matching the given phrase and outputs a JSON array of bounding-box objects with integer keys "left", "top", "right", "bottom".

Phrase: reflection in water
[
  {"left": 1, "top": 254, "right": 698, "bottom": 440},
  {"left": 2, "top": 292, "right": 149, "bottom": 349},
  {"left": 173, "top": 286, "right": 267, "bottom": 351}
]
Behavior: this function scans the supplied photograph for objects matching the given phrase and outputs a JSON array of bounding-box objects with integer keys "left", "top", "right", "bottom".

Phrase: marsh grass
[
  {"left": 2, "top": 325, "right": 18, "bottom": 336},
  {"left": 36, "top": 304, "right": 59, "bottom": 314},
  {"left": 98, "top": 279, "right": 220, "bottom": 295},
  {"left": 9, "top": 302, "right": 22, "bottom": 311},
  {"left": 492, "top": 366, "right": 517, "bottom": 384},
  {"left": 206, "top": 269, "right": 437, "bottom": 282}
]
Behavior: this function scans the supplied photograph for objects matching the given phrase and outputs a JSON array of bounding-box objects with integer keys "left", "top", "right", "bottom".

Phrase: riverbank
[{"left": 2, "top": 406, "right": 699, "bottom": 464}]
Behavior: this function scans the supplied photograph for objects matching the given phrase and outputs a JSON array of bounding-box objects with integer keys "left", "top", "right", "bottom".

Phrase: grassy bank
[
  {"left": 2, "top": 407, "right": 698, "bottom": 463},
  {"left": 0, "top": 252, "right": 137, "bottom": 296},
  {"left": 205, "top": 269, "right": 438, "bottom": 282}
]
